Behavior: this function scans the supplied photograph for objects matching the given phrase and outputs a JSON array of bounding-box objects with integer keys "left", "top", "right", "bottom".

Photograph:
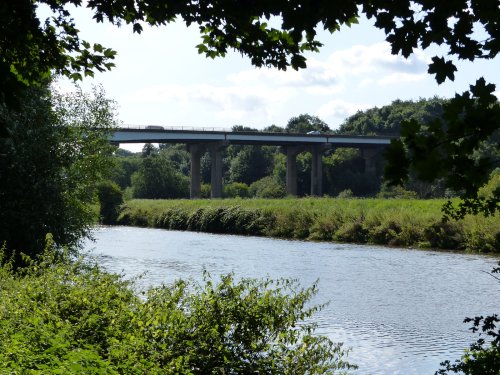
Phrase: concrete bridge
[{"left": 111, "top": 126, "right": 395, "bottom": 199}]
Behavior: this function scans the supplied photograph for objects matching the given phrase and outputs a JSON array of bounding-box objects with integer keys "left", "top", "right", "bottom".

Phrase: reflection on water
[{"left": 84, "top": 226, "right": 500, "bottom": 375}]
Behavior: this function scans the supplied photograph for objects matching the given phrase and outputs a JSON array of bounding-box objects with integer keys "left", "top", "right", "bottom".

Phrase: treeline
[{"left": 110, "top": 98, "right": 477, "bottom": 201}]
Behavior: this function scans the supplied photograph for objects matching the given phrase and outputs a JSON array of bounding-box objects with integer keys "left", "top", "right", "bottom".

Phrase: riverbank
[{"left": 117, "top": 198, "right": 500, "bottom": 253}]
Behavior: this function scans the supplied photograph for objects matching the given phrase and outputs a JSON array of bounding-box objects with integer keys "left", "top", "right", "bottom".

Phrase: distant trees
[
  {"left": 228, "top": 146, "right": 274, "bottom": 185},
  {"left": 111, "top": 100, "right": 468, "bottom": 200},
  {"left": 286, "top": 114, "right": 331, "bottom": 134},
  {"left": 131, "top": 152, "right": 189, "bottom": 199},
  {"left": 338, "top": 98, "right": 447, "bottom": 136}
]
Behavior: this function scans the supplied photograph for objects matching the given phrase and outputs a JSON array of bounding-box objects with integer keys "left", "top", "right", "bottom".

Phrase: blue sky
[{"left": 54, "top": 5, "right": 499, "bottom": 133}]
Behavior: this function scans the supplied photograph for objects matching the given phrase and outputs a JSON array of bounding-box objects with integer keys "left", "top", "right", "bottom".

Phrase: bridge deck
[{"left": 111, "top": 128, "right": 394, "bottom": 147}]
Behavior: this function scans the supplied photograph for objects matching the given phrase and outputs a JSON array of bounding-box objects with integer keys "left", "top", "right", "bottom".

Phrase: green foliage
[
  {"left": 385, "top": 79, "right": 500, "bottom": 219},
  {"left": 339, "top": 98, "right": 446, "bottom": 136},
  {"left": 159, "top": 143, "right": 191, "bottom": 176},
  {"left": 109, "top": 154, "right": 141, "bottom": 189},
  {"left": 0, "top": 84, "right": 116, "bottom": 261},
  {"left": 423, "top": 221, "right": 465, "bottom": 250},
  {"left": 96, "top": 181, "right": 124, "bottom": 225},
  {"left": 478, "top": 169, "right": 500, "bottom": 199},
  {"left": 131, "top": 154, "right": 189, "bottom": 199},
  {"left": 250, "top": 177, "right": 287, "bottom": 198},
  {"left": 157, "top": 206, "right": 274, "bottom": 236},
  {"left": 336, "top": 189, "right": 354, "bottom": 199},
  {"left": 223, "top": 182, "right": 250, "bottom": 198},
  {"left": 286, "top": 114, "right": 331, "bottom": 133},
  {"left": 118, "top": 198, "right": 500, "bottom": 252},
  {"left": 0, "top": 244, "right": 354, "bottom": 374},
  {"left": 377, "top": 184, "right": 419, "bottom": 199},
  {"left": 323, "top": 149, "right": 379, "bottom": 197},
  {"left": 3, "top": 0, "right": 498, "bottom": 87},
  {"left": 228, "top": 145, "right": 273, "bottom": 185},
  {"left": 201, "top": 183, "right": 212, "bottom": 199}
]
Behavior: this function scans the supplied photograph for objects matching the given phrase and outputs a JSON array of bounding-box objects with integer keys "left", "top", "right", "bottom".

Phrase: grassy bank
[{"left": 117, "top": 198, "right": 500, "bottom": 253}]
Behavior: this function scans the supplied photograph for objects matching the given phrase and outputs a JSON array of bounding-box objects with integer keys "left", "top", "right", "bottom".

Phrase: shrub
[
  {"left": 117, "top": 206, "right": 150, "bottom": 227},
  {"left": 424, "top": 221, "right": 465, "bottom": 250},
  {"left": 96, "top": 180, "right": 123, "bottom": 224},
  {"left": 201, "top": 183, "right": 211, "bottom": 199},
  {"left": 337, "top": 189, "right": 354, "bottom": 199},
  {"left": 223, "top": 182, "right": 250, "bottom": 198},
  {"left": 334, "top": 219, "right": 369, "bottom": 244},
  {"left": 0, "top": 245, "right": 356, "bottom": 374},
  {"left": 155, "top": 207, "right": 190, "bottom": 230},
  {"left": 377, "top": 184, "right": 419, "bottom": 199},
  {"left": 249, "top": 176, "right": 286, "bottom": 198}
]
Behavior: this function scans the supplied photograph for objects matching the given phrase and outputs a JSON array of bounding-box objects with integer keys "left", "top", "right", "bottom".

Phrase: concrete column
[
  {"left": 286, "top": 146, "right": 304, "bottom": 196},
  {"left": 188, "top": 144, "right": 204, "bottom": 199},
  {"left": 310, "top": 146, "right": 324, "bottom": 196},
  {"left": 361, "top": 147, "right": 380, "bottom": 176},
  {"left": 208, "top": 142, "right": 228, "bottom": 199}
]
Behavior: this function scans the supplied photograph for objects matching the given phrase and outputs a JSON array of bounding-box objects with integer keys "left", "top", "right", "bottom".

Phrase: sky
[{"left": 53, "top": 4, "right": 500, "bottom": 136}]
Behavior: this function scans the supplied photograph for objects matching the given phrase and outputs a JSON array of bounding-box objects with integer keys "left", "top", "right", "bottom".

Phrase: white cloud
[
  {"left": 324, "top": 42, "right": 429, "bottom": 77},
  {"left": 125, "top": 83, "right": 292, "bottom": 124},
  {"left": 377, "top": 72, "right": 427, "bottom": 86},
  {"left": 316, "top": 100, "right": 372, "bottom": 127},
  {"left": 123, "top": 41, "right": 433, "bottom": 127},
  {"left": 228, "top": 42, "right": 429, "bottom": 93}
]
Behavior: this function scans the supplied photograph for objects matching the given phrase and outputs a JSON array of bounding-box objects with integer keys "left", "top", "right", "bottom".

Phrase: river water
[{"left": 83, "top": 226, "right": 500, "bottom": 375}]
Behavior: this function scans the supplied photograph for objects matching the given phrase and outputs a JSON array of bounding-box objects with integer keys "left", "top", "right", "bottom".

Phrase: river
[{"left": 83, "top": 226, "right": 500, "bottom": 375}]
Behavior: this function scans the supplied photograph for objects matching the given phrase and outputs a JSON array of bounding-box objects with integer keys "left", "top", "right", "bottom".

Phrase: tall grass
[{"left": 117, "top": 198, "right": 500, "bottom": 253}]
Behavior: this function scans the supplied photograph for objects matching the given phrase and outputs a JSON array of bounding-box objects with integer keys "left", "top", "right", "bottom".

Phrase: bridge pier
[
  {"left": 310, "top": 145, "right": 328, "bottom": 196},
  {"left": 188, "top": 144, "right": 205, "bottom": 199},
  {"left": 285, "top": 146, "right": 304, "bottom": 196},
  {"left": 361, "top": 147, "right": 381, "bottom": 176},
  {"left": 208, "top": 142, "right": 227, "bottom": 199}
]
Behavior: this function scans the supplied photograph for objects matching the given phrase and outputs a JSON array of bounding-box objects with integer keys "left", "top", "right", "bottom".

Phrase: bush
[
  {"left": 333, "top": 219, "right": 369, "bottom": 244},
  {"left": 0, "top": 244, "right": 355, "bottom": 374},
  {"left": 96, "top": 180, "right": 123, "bottom": 224},
  {"left": 201, "top": 183, "right": 211, "bottom": 199},
  {"left": 424, "top": 221, "right": 465, "bottom": 250},
  {"left": 377, "top": 184, "right": 419, "bottom": 199},
  {"left": 223, "top": 182, "right": 250, "bottom": 198},
  {"left": 249, "top": 177, "right": 286, "bottom": 198},
  {"left": 337, "top": 189, "right": 354, "bottom": 199},
  {"left": 155, "top": 207, "right": 190, "bottom": 230}
]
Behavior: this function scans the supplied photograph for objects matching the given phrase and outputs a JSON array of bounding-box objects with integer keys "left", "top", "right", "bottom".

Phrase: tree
[
  {"left": 228, "top": 146, "right": 274, "bottom": 185},
  {"left": 339, "top": 98, "right": 446, "bottom": 136},
  {"left": 131, "top": 153, "right": 189, "bottom": 199},
  {"left": 0, "top": 84, "right": 116, "bottom": 260},
  {"left": 286, "top": 114, "right": 331, "bottom": 134}
]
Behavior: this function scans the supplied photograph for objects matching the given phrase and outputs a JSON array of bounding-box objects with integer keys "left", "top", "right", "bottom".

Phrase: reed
[{"left": 117, "top": 198, "right": 500, "bottom": 253}]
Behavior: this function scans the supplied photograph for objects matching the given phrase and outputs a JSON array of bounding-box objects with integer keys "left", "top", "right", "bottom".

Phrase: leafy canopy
[{"left": 3, "top": 1, "right": 498, "bottom": 85}]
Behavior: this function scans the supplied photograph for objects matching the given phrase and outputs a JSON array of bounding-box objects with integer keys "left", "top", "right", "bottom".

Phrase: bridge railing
[{"left": 121, "top": 124, "right": 230, "bottom": 132}]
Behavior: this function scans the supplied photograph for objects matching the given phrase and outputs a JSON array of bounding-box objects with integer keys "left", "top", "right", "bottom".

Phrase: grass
[{"left": 117, "top": 198, "right": 500, "bottom": 253}]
